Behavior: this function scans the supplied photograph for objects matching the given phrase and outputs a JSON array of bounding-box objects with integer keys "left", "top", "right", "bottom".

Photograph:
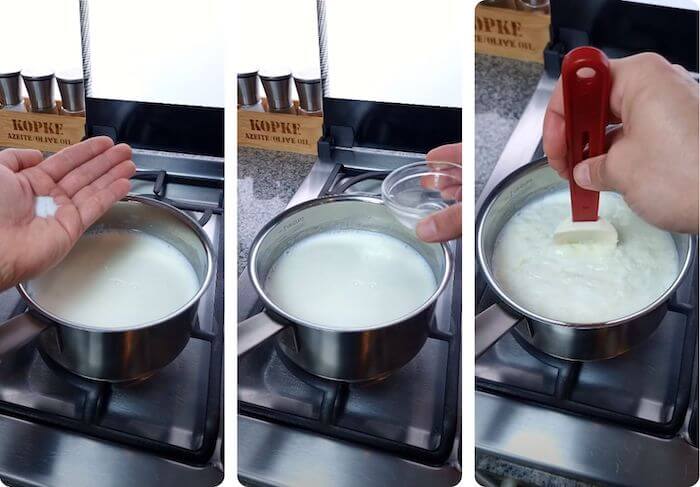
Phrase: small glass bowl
[{"left": 381, "top": 161, "right": 462, "bottom": 231}]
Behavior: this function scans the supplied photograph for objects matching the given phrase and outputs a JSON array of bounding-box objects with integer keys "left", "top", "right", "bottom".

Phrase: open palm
[{"left": 0, "top": 137, "right": 135, "bottom": 289}]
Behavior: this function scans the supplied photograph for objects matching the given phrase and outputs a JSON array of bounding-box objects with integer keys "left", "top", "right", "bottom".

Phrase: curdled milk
[
  {"left": 264, "top": 230, "right": 438, "bottom": 329},
  {"left": 492, "top": 191, "right": 679, "bottom": 323},
  {"left": 29, "top": 230, "right": 200, "bottom": 329}
]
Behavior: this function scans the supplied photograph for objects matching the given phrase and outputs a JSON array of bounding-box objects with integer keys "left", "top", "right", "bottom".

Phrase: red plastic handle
[{"left": 561, "top": 46, "right": 611, "bottom": 222}]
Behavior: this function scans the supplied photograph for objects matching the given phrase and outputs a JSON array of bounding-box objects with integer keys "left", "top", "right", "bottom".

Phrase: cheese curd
[{"left": 492, "top": 191, "right": 679, "bottom": 323}]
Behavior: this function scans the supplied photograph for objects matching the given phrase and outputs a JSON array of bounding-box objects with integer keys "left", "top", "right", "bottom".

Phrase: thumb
[
  {"left": 572, "top": 154, "right": 616, "bottom": 192},
  {"left": 416, "top": 203, "right": 461, "bottom": 243},
  {"left": 0, "top": 148, "right": 43, "bottom": 172}
]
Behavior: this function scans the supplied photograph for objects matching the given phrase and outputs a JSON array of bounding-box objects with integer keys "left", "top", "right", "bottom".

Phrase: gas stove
[
  {"left": 237, "top": 151, "right": 462, "bottom": 487},
  {"left": 475, "top": 74, "right": 699, "bottom": 487},
  {"left": 0, "top": 149, "right": 224, "bottom": 487}
]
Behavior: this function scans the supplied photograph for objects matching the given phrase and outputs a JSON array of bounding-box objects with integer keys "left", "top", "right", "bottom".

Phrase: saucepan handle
[
  {"left": 0, "top": 312, "right": 48, "bottom": 357},
  {"left": 238, "top": 312, "right": 287, "bottom": 356},
  {"left": 475, "top": 304, "right": 521, "bottom": 359}
]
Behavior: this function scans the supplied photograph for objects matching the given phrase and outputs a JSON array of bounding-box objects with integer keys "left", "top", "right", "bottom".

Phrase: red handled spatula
[{"left": 553, "top": 46, "right": 618, "bottom": 246}]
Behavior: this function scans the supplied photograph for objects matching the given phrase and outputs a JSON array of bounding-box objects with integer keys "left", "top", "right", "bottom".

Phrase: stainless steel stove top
[
  {"left": 238, "top": 151, "right": 462, "bottom": 487},
  {"left": 0, "top": 149, "right": 224, "bottom": 487},
  {"left": 475, "top": 74, "right": 699, "bottom": 487}
]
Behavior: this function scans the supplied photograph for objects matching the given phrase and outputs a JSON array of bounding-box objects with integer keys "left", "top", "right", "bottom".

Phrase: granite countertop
[
  {"left": 475, "top": 54, "right": 542, "bottom": 200},
  {"left": 237, "top": 147, "right": 316, "bottom": 275}
]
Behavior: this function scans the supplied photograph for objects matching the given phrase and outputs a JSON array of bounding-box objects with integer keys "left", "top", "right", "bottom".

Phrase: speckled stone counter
[
  {"left": 475, "top": 53, "right": 542, "bottom": 199},
  {"left": 237, "top": 147, "right": 316, "bottom": 275}
]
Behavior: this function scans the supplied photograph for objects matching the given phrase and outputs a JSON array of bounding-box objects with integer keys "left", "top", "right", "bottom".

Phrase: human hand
[
  {"left": 415, "top": 143, "right": 462, "bottom": 242},
  {"left": 0, "top": 137, "right": 135, "bottom": 290},
  {"left": 543, "top": 52, "right": 699, "bottom": 233}
]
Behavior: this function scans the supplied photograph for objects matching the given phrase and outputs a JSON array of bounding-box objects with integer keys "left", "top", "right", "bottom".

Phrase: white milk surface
[
  {"left": 264, "top": 230, "right": 437, "bottom": 329},
  {"left": 492, "top": 191, "right": 679, "bottom": 323},
  {"left": 29, "top": 230, "right": 200, "bottom": 329}
]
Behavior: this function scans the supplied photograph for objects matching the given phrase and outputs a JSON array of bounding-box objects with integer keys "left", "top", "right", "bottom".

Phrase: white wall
[
  {"left": 0, "top": 0, "right": 225, "bottom": 108},
  {"left": 235, "top": 0, "right": 462, "bottom": 107},
  {"left": 236, "top": 0, "right": 320, "bottom": 101},
  {"left": 323, "top": 0, "right": 462, "bottom": 107},
  {"left": 0, "top": 0, "right": 82, "bottom": 98},
  {"left": 86, "top": 0, "right": 224, "bottom": 107}
]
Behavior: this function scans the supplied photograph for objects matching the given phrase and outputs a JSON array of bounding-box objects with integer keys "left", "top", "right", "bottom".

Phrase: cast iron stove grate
[
  {"left": 0, "top": 170, "right": 224, "bottom": 465},
  {"left": 476, "top": 250, "right": 698, "bottom": 439},
  {"left": 238, "top": 164, "right": 462, "bottom": 465}
]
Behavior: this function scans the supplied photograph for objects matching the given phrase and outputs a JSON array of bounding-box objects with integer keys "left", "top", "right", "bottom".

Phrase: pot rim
[
  {"left": 477, "top": 157, "right": 696, "bottom": 330},
  {"left": 17, "top": 195, "right": 215, "bottom": 333},
  {"left": 249, "top": 194, "right": 454, "bottom": 332}
]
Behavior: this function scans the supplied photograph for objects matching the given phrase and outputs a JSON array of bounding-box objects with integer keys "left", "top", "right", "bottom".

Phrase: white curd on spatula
[{"left": 492, "top": 191, "right": 679, "bottom": 323}]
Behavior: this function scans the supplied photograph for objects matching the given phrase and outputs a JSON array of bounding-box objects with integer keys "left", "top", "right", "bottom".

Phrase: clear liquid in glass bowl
[{"left": 381, "top": 161, "right": 462, "bottom": 231}]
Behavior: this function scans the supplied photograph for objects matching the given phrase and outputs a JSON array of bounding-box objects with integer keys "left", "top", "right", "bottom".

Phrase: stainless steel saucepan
[
  {"left": 0, "top": 196, "right": 214, "bottom": 382},
  {"left": 238, "top": 195, "right": 453, "bottom": 382},
  {"left": 476, "top": 158, "right": 695, "bottom": 361}
]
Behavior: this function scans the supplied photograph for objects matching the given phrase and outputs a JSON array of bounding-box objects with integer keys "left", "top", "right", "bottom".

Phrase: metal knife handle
[{"left": 238, "top": 312, "right": 286, "bottom": 356}]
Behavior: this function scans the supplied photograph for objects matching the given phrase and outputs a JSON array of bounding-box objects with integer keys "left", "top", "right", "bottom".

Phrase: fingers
[
  {"left": 77, "top": 179, "right": 131, "bottom": 229},
  {"left": 571, "top": 141, "right": 631, "bottom": 193},
  {"left": 58, "top": 143, "right": 132, "bottom": 197},
  {"left": 0, "top": 148, "right": 43, "bottom": 172},
  {"left": 426, "top": 143, "right": 462, "bottom": 164},
  {"left": 544, "top": 72, "right": 627, "bottom": 180},
  {"left": 542, "top": 94, "right": 568, "bottom": 178},
  {"left": 419, "top": 164, "right": 462, "bottom": 196},
  {"left": 415, "top": 203, "right": 461, "bottom": 242},
  {"left": 440, "top": 184, "right": 462, "bottom": 202},
  {"left": 39, "top": 136, "right": 115, "bottom": 182},
  {"left": 72, "top": 160, "right": 136, "bottom": 206},
  {"left": 571, "top": 154, "right": 609, "bottom": 191},
  {"left": 543, "top": 75, "right": 622, "bottom": 178},
  {"left": 543, "top": 55, "right": 638, "bottom": 177}
]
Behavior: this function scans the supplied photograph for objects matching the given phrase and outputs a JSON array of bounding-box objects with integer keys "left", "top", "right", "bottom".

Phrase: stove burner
[
  {"left": 329, "top": 171, "right": 390, "bottom": 194},
  {"left": 510, "top": 330, "right": 582, "bottom": 400},
  {"left": 132, "top": 169, "right": 224, "bottom": 224},
  {"left": 476, "top": 251, "right": 699, "bottom": 437},
  {"left": 238, "top": 163, "right": 462, "bottom": 465},
  {"left": 0, "top": 169, "right": 224, "bottom": 466}
]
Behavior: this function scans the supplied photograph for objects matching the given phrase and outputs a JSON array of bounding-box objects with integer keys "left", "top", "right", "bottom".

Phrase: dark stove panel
[{"left": 545, "top": 0, "right": 699, "bottom": 76}]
